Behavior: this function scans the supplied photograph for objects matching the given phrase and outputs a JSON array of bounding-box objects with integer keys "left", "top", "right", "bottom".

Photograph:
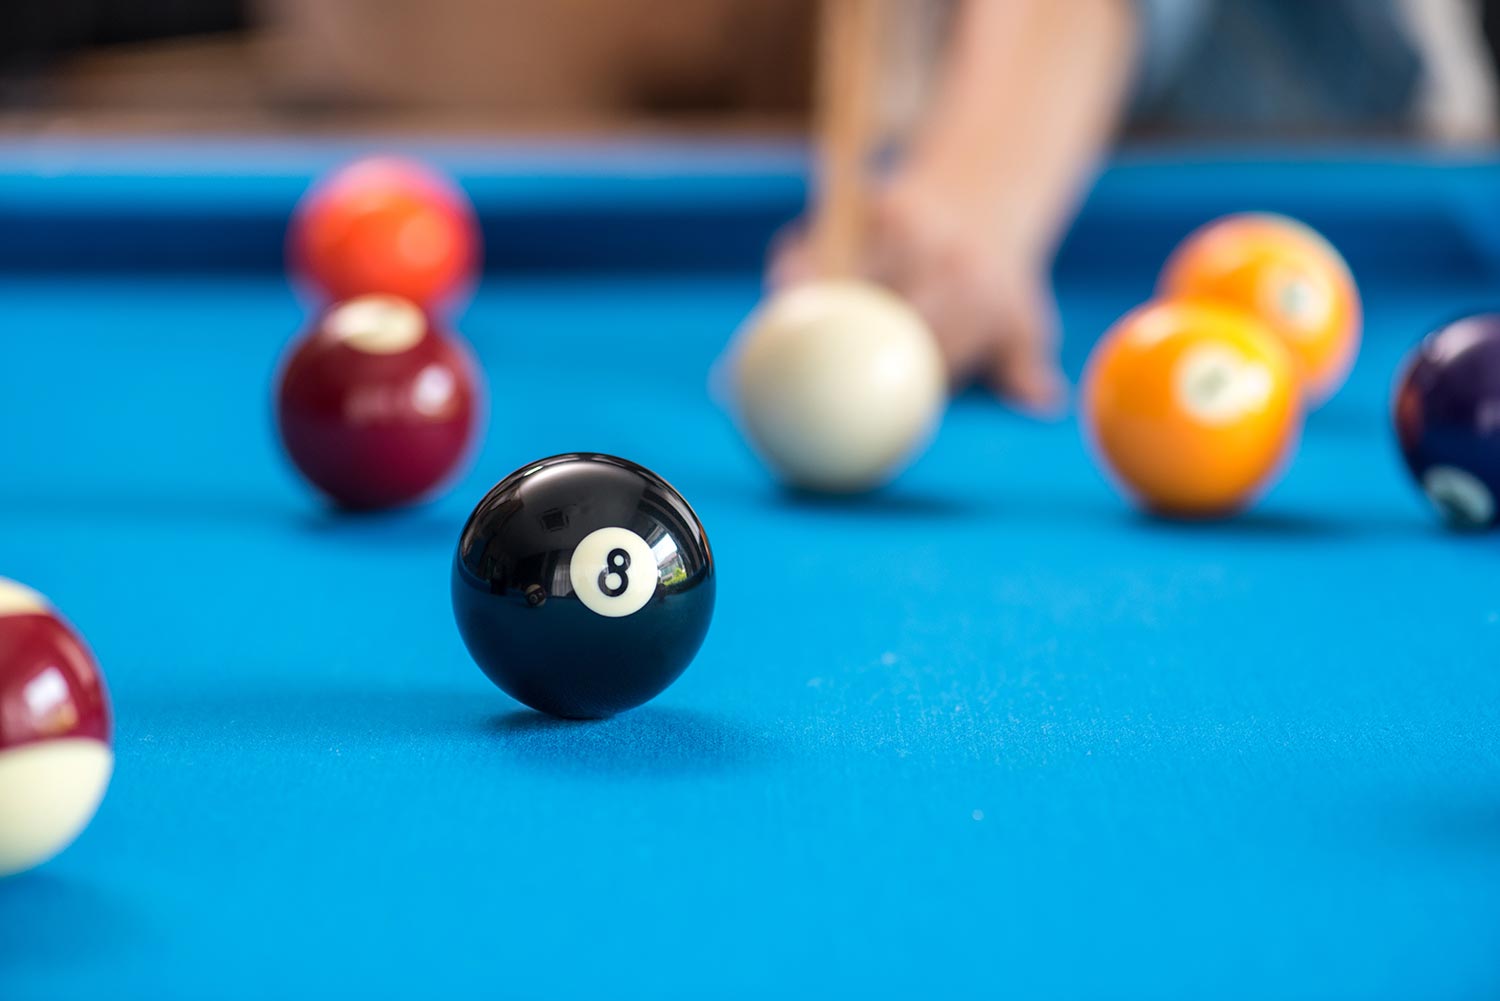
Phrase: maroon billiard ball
[
  {"left": 0, "top": 577, "right": 112, "bottom": 876},
  {"left": 275, "top": 295, "right": 485, "bottom": 510}
]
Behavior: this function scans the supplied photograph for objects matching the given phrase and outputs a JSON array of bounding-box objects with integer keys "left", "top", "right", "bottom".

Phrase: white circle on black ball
[
  {"left": 569, "top": 527, "right": 659, "bottom": 617},
  {"left": 1423, "top": 465, "right": 1495, "bottom": 529}
]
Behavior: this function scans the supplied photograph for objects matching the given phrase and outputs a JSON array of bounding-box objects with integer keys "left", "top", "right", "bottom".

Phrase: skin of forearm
[{"left": 901, "top": 0, "right": 1140, "bottom": 256}]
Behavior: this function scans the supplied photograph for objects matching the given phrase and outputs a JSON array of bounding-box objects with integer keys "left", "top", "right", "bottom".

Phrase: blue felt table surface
[{"left": 0, "top": 147, "right": 1498, "bottom": 999}]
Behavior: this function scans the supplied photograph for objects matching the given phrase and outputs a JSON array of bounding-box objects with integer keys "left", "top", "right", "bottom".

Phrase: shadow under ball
[{"left": 452, "top": 454, "right": 715, "bottom": 719}]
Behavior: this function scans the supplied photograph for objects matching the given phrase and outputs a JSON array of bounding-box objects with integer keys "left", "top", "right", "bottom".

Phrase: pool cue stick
[{"left": 813, "top": 0, "right": 883, "bottom": 279}]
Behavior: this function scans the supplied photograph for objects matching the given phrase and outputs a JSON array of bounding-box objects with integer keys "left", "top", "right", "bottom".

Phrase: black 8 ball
[{"left": 452, "top": 453, "right": 715, "bottom": 718}]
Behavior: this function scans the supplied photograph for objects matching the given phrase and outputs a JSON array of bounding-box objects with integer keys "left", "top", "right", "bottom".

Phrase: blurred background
[
  {"left": 5, "top": 0, "right": 1500, "bottom": 289},
  {"left": 2, "top": 0, "right": 1497, "bottom": 144},
  {"left": 0, "top": 0, "right": 820, "bottom": 135}
]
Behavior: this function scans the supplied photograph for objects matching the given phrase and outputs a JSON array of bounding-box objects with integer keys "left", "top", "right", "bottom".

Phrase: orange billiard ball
[
  {"left": 289, "top": 156, "right": 480, "bottom": 311},
  {"left": 1082, "top": 299, "right": 1303, "bottom": 517},
  {"left": 1158, "top": 213, "right": 1360, "bottom": 405}
]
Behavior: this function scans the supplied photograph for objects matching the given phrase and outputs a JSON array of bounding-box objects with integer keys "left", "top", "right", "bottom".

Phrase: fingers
[
  {"left": 987, "top": 289, "right": 1068, "bottom": 417},
  {"left": 995, "top": 345, "right": 1068, "bottom": 417},
  {"left": 766, "top": 223, "right": 814, "bottom": 290},
  {"left": 902, "top": 290, "right": 971, "bottom": 385},
  {"left": 867, "top": 197, "right": 993, "bottom": 386},
  {"left": 766, "top": 196, "right": 1069, "bottom": 418}
]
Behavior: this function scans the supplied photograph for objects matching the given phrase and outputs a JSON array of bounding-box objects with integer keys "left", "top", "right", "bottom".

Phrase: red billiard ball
[
  {"left": 289, "top": 156, "right": 480, "bottom": 311},
  {"left": 275, "top": 295, "right": 485, "bottom": 510},
  {"left": 0, "top": 577, "right": 112, "bottom": 877}
]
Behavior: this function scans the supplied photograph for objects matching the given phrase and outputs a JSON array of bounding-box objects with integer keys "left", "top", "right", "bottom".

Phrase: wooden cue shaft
[{"left": 813, "top": 0, "right": 882, "bottom": 279}]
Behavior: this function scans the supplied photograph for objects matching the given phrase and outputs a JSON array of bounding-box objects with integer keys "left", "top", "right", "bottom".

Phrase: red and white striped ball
[{"left": 0, "top": 578, "right": 112, "bottom": 876}]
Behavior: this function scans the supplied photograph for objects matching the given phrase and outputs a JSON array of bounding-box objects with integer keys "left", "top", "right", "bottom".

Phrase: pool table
[{"left": 1, "top": 139, "right": 1497, "bottom": 999}]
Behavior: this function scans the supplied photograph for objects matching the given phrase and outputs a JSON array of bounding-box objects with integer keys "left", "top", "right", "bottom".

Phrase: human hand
[{"left": 768, "top": 171, "right": 1067, "bottom": 416}]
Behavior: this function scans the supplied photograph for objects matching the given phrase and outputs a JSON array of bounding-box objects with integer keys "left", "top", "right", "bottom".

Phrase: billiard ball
[
  {"left": 1159, "top": 213, "right": 1361, "bottom": 405},
  {"left": 731, "top": 279, "right": 946, "bottom": 493},
  {"left": 275, "top": 294, "right": 484, "bottom": 510},
  {"left": 1393, "top": 313, "right": 1500, "bottom": 529},
  {"left": 289, "top": 156, "right": 480, "bottom": 310},
  {"left": 1083, "top": 299, "right": 1302, "bottom": 517},
  {"left": 0, "top": 578, "right": 111, "bottom": 876},
  {"left": 452, "top": 454, "right": 714, "bottom": 719}
]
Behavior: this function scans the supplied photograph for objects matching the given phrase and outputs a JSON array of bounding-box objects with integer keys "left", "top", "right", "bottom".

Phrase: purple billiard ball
[{"left": 1393, "top": 313, "right": 1500, "bottom": 528}]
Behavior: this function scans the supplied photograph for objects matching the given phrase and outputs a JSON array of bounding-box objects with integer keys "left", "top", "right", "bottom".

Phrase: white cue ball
[{"left": 731, "top": 280, "right": 946, "bottom": 492}]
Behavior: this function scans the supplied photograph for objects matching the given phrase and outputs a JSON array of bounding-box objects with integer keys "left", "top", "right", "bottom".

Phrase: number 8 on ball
[{"left": 569, "top": 527, "right": 659, "bottom": 617}]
